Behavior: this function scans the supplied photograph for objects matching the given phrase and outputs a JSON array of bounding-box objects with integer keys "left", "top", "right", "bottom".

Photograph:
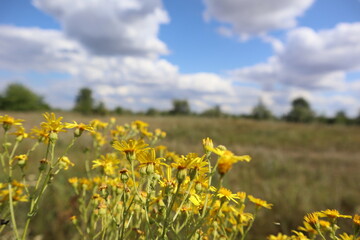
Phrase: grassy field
[{"left": 1, "top": 111, "right": 360, "bottom": 239}]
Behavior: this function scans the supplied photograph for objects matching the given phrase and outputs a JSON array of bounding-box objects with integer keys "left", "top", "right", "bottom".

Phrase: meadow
[{"left": 1, "top": 111, "right": 360, "bottom": 239}]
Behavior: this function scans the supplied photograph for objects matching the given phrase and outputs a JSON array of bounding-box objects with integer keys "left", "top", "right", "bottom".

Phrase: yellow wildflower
[
  {"left": 304, "top": 212, "right": 320, "bottom": 225},
  {"left": 354, "top": 214, "right": 360, "bottom": 226},
  {"left": 30, "top": 126, "right": 49, "bottom": 142},
  {"left": 65, "top": 121, "right": 94, "bottom": 136},
  {"left": 90, "top": 119, "right": 108, "bottom": 130},
  {"left": 0, "top": 115, "right": 23, "bottom": 131},
  {"left": 11, "top": 126, "right": 28, "bottom": 141},
  {"left": 92, "top": 153, "right": 120, "bottom": 175},
  {"left": 339, "top": 233, "right": 358, "bottom": 240},
  {"left": 217, "top": 187, "right": 240, "bottom": 203},
  {"left": 137, "top": 148, "right": 166, "bottom": 174},
  {"left": 319, "top": 209, "right": 351, "bottom": 219},
  {"left": 113, "top": 139, "right": 149, "bottom": 161},
  {"left": 267, "top": 233, "right": 290, "bottom": 240},
  {"left": 59, "top": 156, "right": 75, "bottom": 170},
  {"left": 92, "top": 132, "right": 106, "bottom": 146},
  {"left": 248, "top": 195, "right": 273, "bottom": 209},
  {"left": 207, "top": 145, "right": 250, "bottom": 175},
  {"left": 40, "top": 112, "right": 66, "bottom": 133},
  {"left": 291, "top": 231, "right": 310, "bottom": 240},
  {"left": 13, "top": 154, "right": 28, "bottom": 167}
]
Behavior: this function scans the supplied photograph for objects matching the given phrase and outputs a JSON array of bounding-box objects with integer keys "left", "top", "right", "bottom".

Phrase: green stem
[
  {"left": 161, "top": 180, "right": 182, "bottom": 239},
  {"left": 8, "top": 179, "right": 20, "bottom": 240},
  {"left": 172, "top": 181, "right": 194, "bottom": 222},
  {"left": 241, "top": 210, "right": 257, "bottom": 240}
]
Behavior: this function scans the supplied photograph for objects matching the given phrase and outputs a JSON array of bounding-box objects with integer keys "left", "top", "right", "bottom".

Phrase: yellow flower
[
  {"left": 13, "top": 154, "right": 28, "bottom": 166},
  {"left": 267, "top": 233, "right": 290, "bottom": 240},
  {"left": 59, "top": 156, "right": 75, "bottom": 170},
  {"left": 319, "top": 209, "right": 351, "bottom": 219},
  {"left": 354, "top": 214, "right": 360, "bottom": 226},
  {"left": 217, "top": 187, "right": 240, "bottom": 203},
  {"left": 65, "top": 121, "right": 94, "bottom": 136},
  {"left": 90, "top": 119, "right": 108, "bottom": 130},
  {"left": 189, "top": 194, "right": 202, "bottom": 206},
  {"left": 11, "top": 126, "right": 28, "bottom": 141},
  {"left": 248, "top": 195, "right": 273, "bottom": 209},
  {"left": 237, "top": 192, "right": 247, "bottom": 203},
  {"left": 304, "top": 212, "right": 320, "bottom": 225},
  {"left": 339, "top": 233, "right": 356, "bottom": 240},
  {"left": 298, "top": 221, "right": 317, "bottom": 235},
  {"left": 41, "top": 112, "right": 66, "bottom": 133},
  {"left": 137, "top": 148, "right": 166, "bottom": 174},
  {"left": 207, "top": 146, "right": 250, "bottom": 175},
  {"left": 113, "top": 139, "right": 149, "bottom": 161},
  {"left": 92, "top": 132, "right": 106, "bottom": 146},
  {"left": 202, "top": 137, "right": 214, "bottom": 151},
  {"left": 92, "top": 153, "right": 120, "bottom": 175},
  {"left": 171, "top": 153, "right": 205, "bottom": 171},
  {"left": 0, "top": 115, "right": 23, "bottom": 131},
  {"left": 30, "top": 126, "right": 49, "bottom": 142},
  {"left": 291, "top": 231, "right": 310, "bottom": 240}
]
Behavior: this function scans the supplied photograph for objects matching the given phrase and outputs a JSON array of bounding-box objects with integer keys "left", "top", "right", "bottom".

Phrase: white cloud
[
  {"left": 231, "top": 23, "right": 360, "bottom": 90},
  {"left": 0, "top": 25, "right": 83, "bottom": 72},
  {"left": 203, "top": 0, "right": 314, "bottom": 39},
  {"left": 33, "top": 0, "right": 169, "bottom": 57}
]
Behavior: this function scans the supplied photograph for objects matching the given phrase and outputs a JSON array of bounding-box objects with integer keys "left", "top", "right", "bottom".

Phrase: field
[{"left": 1, "top": 111, "right": 360, "bottom": 239}]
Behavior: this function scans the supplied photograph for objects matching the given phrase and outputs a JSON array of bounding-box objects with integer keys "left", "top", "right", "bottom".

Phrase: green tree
[
  {"left": 201, "top": 105, "right": 222, "bottom": 117},
  {"left": 0, "top": 83, "right": 50, "bottom": 111},
  {"left": 356, "top": 110, "right": 360, "bottom": 125},
  {"left": 169, "top": 99, "right": 190, "bottom": 115},
  {"left": 334, "top": 110, "right": 348, "bottom": 125},
  {"left": 285, "top": 97, "right": 315, "bottom": 123},
  {"left": 93, "top": 101, "right": 108, "bottom": 116},
  {"left": 73, "top": 88, "right": 94, "bottom": 115},
  {"left": 251, "top": 101, "right": 273, "bottom": 120}
]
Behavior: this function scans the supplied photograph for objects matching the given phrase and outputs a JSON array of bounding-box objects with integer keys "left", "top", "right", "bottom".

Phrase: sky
[{"left": 1, "top": 0, "right": 360, "bottom": 117}]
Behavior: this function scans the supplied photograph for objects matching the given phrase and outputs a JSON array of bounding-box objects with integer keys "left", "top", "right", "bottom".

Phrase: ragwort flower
[
  {"left": 0, "top": 115, "right": 23, "bottom": 131},
  {"left": 248, "top": 195, "right": 273, "bottom": 209},
  {"left": 217, "top": 187, "right": 240, "bottom": 203},
  {"left": 113, "top": 139, "right": 149, "bottom": 162}
]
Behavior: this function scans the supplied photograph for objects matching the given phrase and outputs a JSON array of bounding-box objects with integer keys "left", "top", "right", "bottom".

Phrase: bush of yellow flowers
[{"left": 0, "top": 113, "right": 359, "bottom": 240}]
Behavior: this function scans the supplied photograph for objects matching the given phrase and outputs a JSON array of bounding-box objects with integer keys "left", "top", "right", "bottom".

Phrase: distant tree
[
  {"left": 169, "top": 99, "right": 190, "bottom": 115},
  {"left": 93, "top": 101, "right": 108, "bottom": 116},
  {"left": 285, "top": 97, "right": 315, "bottom": 123},
  {"left": 251, "top": 101, "right": 273, "bottom": 120},
  {"left": 113, "top": 106, "right": 133, "bottom": 115},
  {"left": 201, "top": 105, "right": 222, "bottom": 117},
  {"left": 356, "top": 110, "right": 360, "bottom": 125},
  {"left": 73, "top": 88, "right": 94, "bottom": 115},
  {"left": 334, "top": 110, "right": 348, "bottom": 125},
  {"left": 146, "top": 108, "right": 161, "bottom": 116},
  {"left": 0, "top": 83, "right": 50, "bottom": 111}
]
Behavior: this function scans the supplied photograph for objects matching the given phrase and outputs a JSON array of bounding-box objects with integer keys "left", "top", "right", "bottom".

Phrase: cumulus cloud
[
  {"left": 32, "top": 0, "right": 169, "bottom": 57},
  {"left": 0, "top": 25, "right": 244, "bottom": 112},
  {"left": 203, "top": 0, "right": 314, "bottom": 39},
  {"left": 228, "top": 22, "right": 360, "bottom": 115},
  {"left": 231, "top": 22, "right": 360, "bottom": 90},
  {"left": 0, "top": 25, "right": 83, "bottom": 72}
]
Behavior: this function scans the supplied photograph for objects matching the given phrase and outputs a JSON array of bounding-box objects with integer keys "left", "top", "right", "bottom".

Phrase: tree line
[{"left": 1, "top": 83, "right": 360, "bottom": 125}]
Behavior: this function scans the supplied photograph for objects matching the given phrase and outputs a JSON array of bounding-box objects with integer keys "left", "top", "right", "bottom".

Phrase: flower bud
[
  {"left": 176, "top": 168, "right": 187, "bottom": 183},
  {"left": 119, "top": 168, "right": 130, "bottom": 182},
  {"left": 146, "top": 164, "right": 155, "bottom": 174},
  {"left": 49, "top": 132, "right": 58, "bottom": 142}
]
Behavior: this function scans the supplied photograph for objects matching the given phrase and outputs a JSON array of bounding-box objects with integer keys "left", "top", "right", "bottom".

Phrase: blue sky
[{"left": 1, "top": 0, "right": 360, "bottom": 116}]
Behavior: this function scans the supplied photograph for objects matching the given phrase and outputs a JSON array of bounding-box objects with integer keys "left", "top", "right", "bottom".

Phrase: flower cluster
[{"left": 0, "top": 113, "right": 358, "bottom": 240}]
